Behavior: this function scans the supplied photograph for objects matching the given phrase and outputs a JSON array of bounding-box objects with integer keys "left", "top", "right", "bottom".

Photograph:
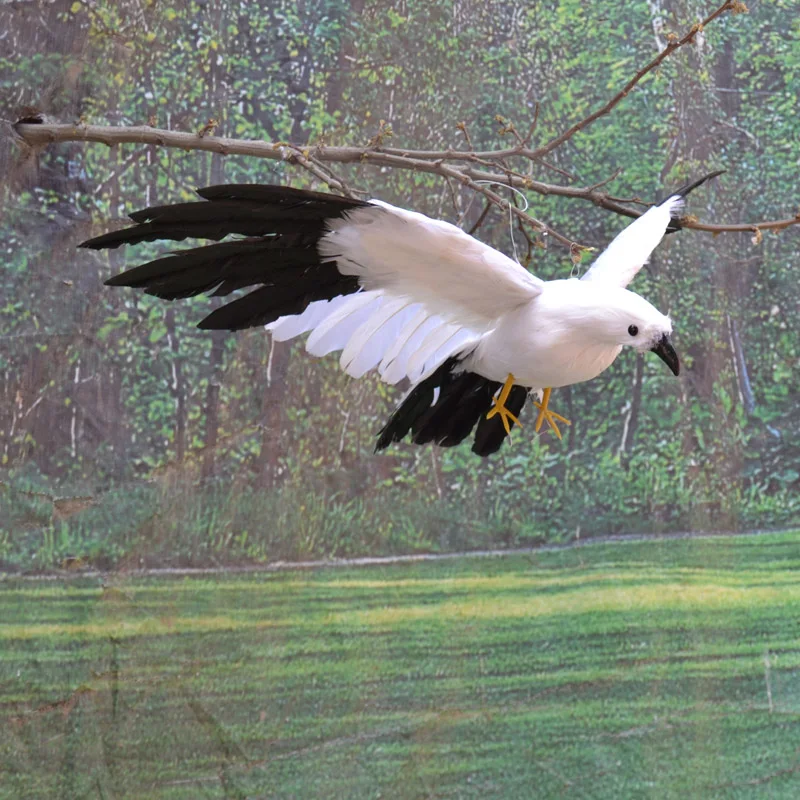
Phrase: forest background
[{"left": 1, "top": 0, "right": 798, "bottom": 570}]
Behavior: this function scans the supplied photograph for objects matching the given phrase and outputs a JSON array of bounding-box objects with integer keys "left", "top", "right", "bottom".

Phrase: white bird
[{"left": 83, "top": 172, "right": 721, "bottom": 456}]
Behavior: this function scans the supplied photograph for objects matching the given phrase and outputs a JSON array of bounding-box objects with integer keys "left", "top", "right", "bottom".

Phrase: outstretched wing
[
  {"left": 318, "top": 200, "right": 543, "bottom": 329},
  {"left": 84, "top": 184, "right": 543, "bottom": 384},
  {"left": 581, "top": 171, "right": 723, "bottom": 288}
]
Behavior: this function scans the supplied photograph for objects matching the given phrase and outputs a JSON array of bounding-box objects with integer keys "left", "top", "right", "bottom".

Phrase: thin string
[{"left": 473, "top": 181, "right": 529, "bottom": 266}]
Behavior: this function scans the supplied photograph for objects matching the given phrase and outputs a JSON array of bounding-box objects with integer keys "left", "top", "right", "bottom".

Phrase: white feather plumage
[
  {"left": 581, "top": 196, "right": 684, "bottom": 288},
  {"left": 267, "top": 187, "right": 689, "bottom": 390},
  {"left": 319, "top": 201, "right": 543, "bottom": 328}
]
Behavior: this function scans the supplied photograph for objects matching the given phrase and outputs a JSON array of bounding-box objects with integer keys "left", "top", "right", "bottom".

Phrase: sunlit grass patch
[
  {"left": 1, "top": 531, "right": 800, "bottom": 798},
  {"left": 0, "top": 613, "right": 283, "bottom": 642},
  {"left": 336, "top": 580, "right": 800, "bottom": 627}
]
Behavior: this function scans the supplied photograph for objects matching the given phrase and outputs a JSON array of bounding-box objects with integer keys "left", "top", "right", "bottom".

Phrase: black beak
[{"left": 650, "top": 334, "right": 680, "bottom": 376}]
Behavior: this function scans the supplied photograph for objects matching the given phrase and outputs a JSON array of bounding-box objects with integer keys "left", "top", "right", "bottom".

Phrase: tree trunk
[
  {"left": 165, "top": 307, "right": 187, "bottom": 463},
  {"left": 201, "top": 327, "right": 226, "bottom": 482},
  {"left": 619, "top": 354, "right": 644, "bottom": 468},
  {"left": 326, "top": 0, "right": 366, "bottom": 117}
]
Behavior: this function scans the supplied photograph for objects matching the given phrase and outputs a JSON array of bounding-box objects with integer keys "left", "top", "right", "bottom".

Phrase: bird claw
[
  {"left": 486, "top": 401, "right": 522, "bottom": 436},
  {"left": 486, "top": 373, "right": 523, "bottom": 436},
  {"left": 533, "top": 387, "right": 571, "bottom": 440}
]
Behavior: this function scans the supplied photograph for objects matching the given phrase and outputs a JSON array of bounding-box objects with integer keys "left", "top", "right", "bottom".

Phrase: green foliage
[{"left": 1, "top": 0, "right": 799, "bottom": 570}]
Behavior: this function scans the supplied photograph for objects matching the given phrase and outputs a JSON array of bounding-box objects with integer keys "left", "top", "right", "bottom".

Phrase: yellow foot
[
  {"left": 486, "top": 373, "right": 523, "bottom": 436},
  {"left": 533, "top": 387, "right": 571, "bottom": 440}
]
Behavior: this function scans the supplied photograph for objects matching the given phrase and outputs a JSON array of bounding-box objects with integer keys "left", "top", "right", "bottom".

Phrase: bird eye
[{"left": 628, "top": 325, "right": 639, "bottom": 337}]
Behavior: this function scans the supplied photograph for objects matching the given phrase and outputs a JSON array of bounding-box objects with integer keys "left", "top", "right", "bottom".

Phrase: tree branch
[
  {"left": 14, "top": 120, "right": 796, "bottom": 239},
  {"left": 0, "top": 122, "right": 657, "bottom": 220},
  {"left": 9, "top": 1, "right": 781, "bottom": 254},
  {"left": 531, "top": 0, "right": 740, "bottom": 157}
]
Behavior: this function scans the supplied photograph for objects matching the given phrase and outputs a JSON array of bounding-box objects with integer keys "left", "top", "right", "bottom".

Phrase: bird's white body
[
  {"left": 467, "top": 283, "right": 622, "bottom": 388},
  {"left": 268, "top": 190, "right": 684, "bottom": 395},
  {"left": 467, "top": 279, "right": 672, "bottom": 388}
]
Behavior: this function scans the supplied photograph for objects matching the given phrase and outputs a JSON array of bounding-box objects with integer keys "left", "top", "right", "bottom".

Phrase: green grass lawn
[{"left": 2, "top": 532, "right": 800, "bottom": 799}]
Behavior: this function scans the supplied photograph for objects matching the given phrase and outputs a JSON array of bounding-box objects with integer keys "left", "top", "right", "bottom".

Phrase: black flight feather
[
  {"left": 81, "top": 184, "right": 366, "bottom": 250},
  {"left": 85, "top": 184, "right": 367, "bottom": 330},
  {"left": 88, "top": 183, "right": 528, "bottom": 456},
  {"left": 197, "top": 272, "right": 360, "bottom": 330},
  {"left": 664, "top": 170, "right": 725, "bottom": 234}
]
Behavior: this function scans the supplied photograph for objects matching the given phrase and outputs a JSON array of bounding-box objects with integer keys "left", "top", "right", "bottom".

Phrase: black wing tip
[
  {"left": 663, "top": 170, "right": 725, "bottom": 233},
  {"left": 79, "top": 235, "right": 120, "bottom": 250},
  {"left": 196, "top": 315, "right": 232, "bottom": 331},
  {"left": 195, "top": 183, "right": 368, "bottom": 208},
  {"left": 81, "top": 184, "right": 368, "bottom": 252},
  {"left": 673, "top": 169, "right": 726, "bottom": 199},
  {"left": 374, "top": 430, "right": 399, "bottom": 453}
]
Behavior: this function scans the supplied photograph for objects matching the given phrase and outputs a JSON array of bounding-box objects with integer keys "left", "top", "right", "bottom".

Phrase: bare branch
[
  {"left": 8, "top": 122, "right": 639, "bottom": 215},
  {"left": 12, "top": 117, "right": 799, "bottom": 242},
  {"left": 531, "top": 0, "right": 739, "bottom": 158},
  {"left": 685, "top": 216, "right": 800, "bottom": 237},
  {"left": 467, "top": 200, "right": 493, "bottom": 236}
]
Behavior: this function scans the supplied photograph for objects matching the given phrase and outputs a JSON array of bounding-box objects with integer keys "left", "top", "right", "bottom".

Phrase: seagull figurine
[{"left": 82, "top": 171, "right": 722, "bottom": 457}]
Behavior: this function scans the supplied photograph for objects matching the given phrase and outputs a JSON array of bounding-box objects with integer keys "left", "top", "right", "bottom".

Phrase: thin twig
[
  {"left": 536, "top": 158, "right": 576, "bottom": 181},
  {"left": 521, "top": 104, "right": 540, "bottom": 147},
  {"left": 282, "top": 144, "right": 357, "bottom": 198},
  {"left": 455, "top": 121, "right": 474, "bottom": 151},
  {"left": 516, "top": 216, "right": 537, "bottom": 266},
  {"left": 531, "top": 0, "right": 739, "bottom": 157},
  {"left": 444, "top": 175, "right": 461, "bottom": 216},
  {"left": 467, "top": 200, "right": 493, "bottom": 236}
]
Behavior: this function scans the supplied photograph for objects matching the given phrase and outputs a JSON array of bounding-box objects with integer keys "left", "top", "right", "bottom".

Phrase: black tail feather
[
  {"left": 472, "top": 385, "right": 528, "bottom": 457},
  {"left": 375, "top": 359, "right": 460, "bottom": 451},
  {"left": 410, "top": 371, "right": 494, "bottom": 446},
  {"left": 376, "top": 356, "right": 529, "bottom": 457}
]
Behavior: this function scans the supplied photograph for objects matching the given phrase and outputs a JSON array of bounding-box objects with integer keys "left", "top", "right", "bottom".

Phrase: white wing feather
[
  {"left": 268, "top": 199, "right": 542, "bottom": 385},
  {"left": 581, "top": 195, "right": 684, "bottom": 288},
  {"left": 268, "top": 296, "right": 348, "bottom": 342},
  {"left": 320, "top": 200, "right": 543, "bottom": 328},
  {"left": 304, "top": 292, "right": 381, "bottom": 356},
  {"left": 380, "top": 314, "right": 445, "bottom": 385},
  {"left": 405, "top": 322, "right": 464, "bottom": 381},
  {"left": 378, "top": 306, "right": 429, "bottom": 375},
  {"left": 340, "top": 296, "right": 409, "bottom": 378}
]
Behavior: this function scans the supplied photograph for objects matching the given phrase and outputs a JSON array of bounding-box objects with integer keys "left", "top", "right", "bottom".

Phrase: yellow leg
[
  {"left": 533, "top": 387, "right": 571, "bottom": 440},
  {"left": 486, "top": 373, "right": 523, "bottom": 436}
]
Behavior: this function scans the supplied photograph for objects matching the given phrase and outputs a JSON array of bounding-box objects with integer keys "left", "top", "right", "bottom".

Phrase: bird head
[
  {"left": 557, "top": 283, "right": 679, "bottom": 376},
  {"left": 593, "top": 287, "right": 679, "bottom": 376}
]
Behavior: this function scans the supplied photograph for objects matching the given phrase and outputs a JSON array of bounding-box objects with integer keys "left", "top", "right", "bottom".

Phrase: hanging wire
[{"left": 473, "top": 181, "right": 530, "bottom": 266}]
